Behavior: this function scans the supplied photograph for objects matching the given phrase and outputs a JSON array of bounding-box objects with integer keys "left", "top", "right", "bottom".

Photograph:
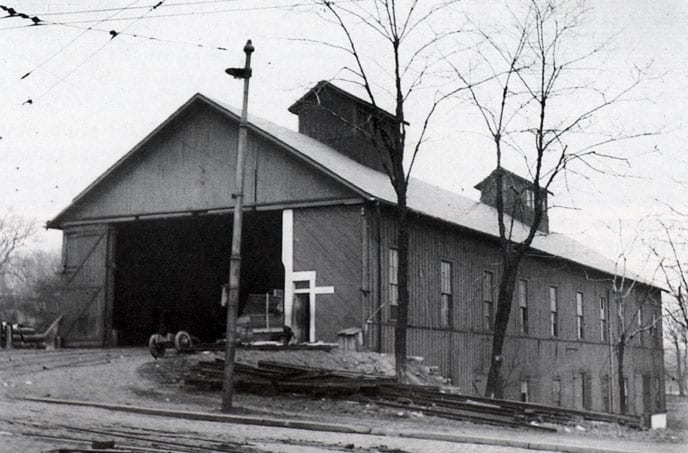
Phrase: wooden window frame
[
  {"left": 637, "top": 306, "right": 644, "bottom": 346},
  {"left": 549, "top": 286, "right": 558, "bottom": 337},
  {"left": 552, "top": 378, "right": 562, "bottom": 406},
  {"left": 388, "top": 248, "right": 399, "bottom": 321},
  {"left": 518, "top": 279, "right": 528, "bottom": 334},
  {"left": 600, "top": 296, "right": 608, "bottom": 342},
  {"left": 576, "top": 292, "right": 584, "bottom": 340},
  {"left": 483, "top": 271, "right": 495, "bottom": 331},
  {"left": 520, "top": 380, "right": 529, "bottom": 402},
  {"left": 440, "top": 260, "right": 453, "bottom": 327}
]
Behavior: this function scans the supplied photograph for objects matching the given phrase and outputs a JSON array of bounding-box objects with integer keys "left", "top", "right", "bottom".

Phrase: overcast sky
[{"left": 1, "top": 0, "right": 687, "bottom": 279}]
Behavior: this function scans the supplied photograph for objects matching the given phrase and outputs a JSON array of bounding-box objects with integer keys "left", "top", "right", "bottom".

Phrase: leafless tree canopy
[
  {"left": 0, "top": 213, "right": 36, "bottom": 276},
  {"left": 448, "top": 0, "right": 658, "bottom": 398},
  {"left": 312, "top": 0, "right": 468, "bottom": 382}
]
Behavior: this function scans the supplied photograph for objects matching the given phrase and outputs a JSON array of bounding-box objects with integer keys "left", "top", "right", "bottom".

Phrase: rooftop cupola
[
  {"left": 474, "top": 168, "right": 551, "bottom": 234},
  {"left": 288, "top": 81, "right": 399, "bottom": 173}
]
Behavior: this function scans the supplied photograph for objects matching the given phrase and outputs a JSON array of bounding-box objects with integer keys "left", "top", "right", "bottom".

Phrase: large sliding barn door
[{"left": 57, "top": 225, "right": 115, "bottom": 347}]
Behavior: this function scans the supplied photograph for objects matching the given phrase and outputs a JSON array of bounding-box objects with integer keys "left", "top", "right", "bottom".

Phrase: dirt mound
[{"left": 231, "top": 348, "right": 450, "bottom": 386}]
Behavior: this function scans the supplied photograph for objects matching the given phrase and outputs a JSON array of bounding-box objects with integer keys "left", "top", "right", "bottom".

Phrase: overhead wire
[
  {"left": 30, "top": 0, "right": 170, "bottom": 103},
  {"left": 32, "top": 0, "right": 246, "bottom": 16},
  {"left": 17, "top": 0, "right": 143, "bottom": 81},
  {"left": 52, "top": 2, "right": 316, "bottom": 24},
  {"left": 0, "top": 1, "right": 321, "bottom": 30}
]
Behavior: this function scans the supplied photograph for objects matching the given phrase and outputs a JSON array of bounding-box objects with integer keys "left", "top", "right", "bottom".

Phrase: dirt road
[{"left": 0, "top": 348, "right": 537, "bottom": 453}]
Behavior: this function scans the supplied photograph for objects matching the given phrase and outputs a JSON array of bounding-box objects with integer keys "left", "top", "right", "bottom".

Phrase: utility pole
[{"left": 222, "top": 39, "right": 254, "bottom": 412}]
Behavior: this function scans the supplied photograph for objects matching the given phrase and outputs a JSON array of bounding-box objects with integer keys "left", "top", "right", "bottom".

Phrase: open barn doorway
[{"left": 112, "top": 210, "right": 283, "bottom": 345}]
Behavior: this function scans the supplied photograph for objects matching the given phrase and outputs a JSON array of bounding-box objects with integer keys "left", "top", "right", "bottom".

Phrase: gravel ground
[
  {"left": 0, "top": 348, "right": 539, "bottom": 453},
  {"left": 1, "top": 347, "right": 686, "bottom": 453}
]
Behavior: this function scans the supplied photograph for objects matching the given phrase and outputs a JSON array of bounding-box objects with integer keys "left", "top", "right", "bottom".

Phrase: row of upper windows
[{"left": 386, "top": 248, "right": 660, "bottom": 343}]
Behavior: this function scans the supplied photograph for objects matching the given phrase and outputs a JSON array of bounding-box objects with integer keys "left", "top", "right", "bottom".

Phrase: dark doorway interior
[{"left": 113, "top": 211, "right": 283, "bottom": 345}]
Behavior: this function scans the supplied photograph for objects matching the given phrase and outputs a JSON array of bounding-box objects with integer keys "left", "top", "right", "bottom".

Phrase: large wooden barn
[{"left": 48, "top": 81, "right": 664, "bottom": 418}]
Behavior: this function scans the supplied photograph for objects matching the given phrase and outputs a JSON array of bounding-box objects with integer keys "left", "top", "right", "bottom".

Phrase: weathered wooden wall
[
  {"left": 59, "top": 100, "right": 356, "bottom": 224},
  {"left": 366, "top": 204, "right": 665, "bottom": 416},
  {"left": 292, "top": 205, "right": 364, "bottom": 342},
  {"left": 58, "top": 224, "right": 115, "bottom": 346}
]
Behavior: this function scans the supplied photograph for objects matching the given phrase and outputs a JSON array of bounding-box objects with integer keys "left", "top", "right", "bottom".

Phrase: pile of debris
[
  {"left": 185, "top": 358, "right": 394, "bottom": 397},
  {"left": 184, "top": 356, "right": 642, "bottom": 432},
  {"left": 0, "top": 316, "right": 62, "bottom": 349}
]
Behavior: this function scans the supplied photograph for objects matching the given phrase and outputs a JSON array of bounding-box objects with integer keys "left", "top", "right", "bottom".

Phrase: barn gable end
[{"left": 50, "top": 96, "right": 362, "bottom": 227}]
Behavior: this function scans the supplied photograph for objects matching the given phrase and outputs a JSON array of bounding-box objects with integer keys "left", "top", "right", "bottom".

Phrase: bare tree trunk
[
  {"left": 617, "top": 336, "right": 627, "bottom": 414},
  {"left": 674, "top": 336, "right": 685, "bottom": 396},
  {"left": 484, "top": 254, "right": 519, "bottom": 398},
  {"left": 394, "top": 199, "right": 410, "bottom": 383}
]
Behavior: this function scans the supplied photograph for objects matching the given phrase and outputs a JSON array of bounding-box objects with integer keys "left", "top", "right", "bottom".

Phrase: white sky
[{"left": 1, "top": 0, "right": 687, "bottom": 279}]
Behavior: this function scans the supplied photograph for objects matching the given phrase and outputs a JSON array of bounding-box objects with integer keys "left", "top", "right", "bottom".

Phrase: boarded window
[
  {"left": 483, "top": 271, "right": 494, "bottom": 331},
  {"left": 518, "top": 279, "right": 528, "bottom": 334},
  {"left": 440, "top": 260, "right": 452, "bottom": 327},
  {"left": 601, "top": 375, "right": 611, "bottom": 412},
  {"left": 549, "top": 286, "right": 558, "bottom": 337},
  {"left": 389, "top": 248, "right": 399, "bottom": 321},
  {"left": 581, "top": 372, "right": 592, "bottom": 410},
  {"left": 552, "top": 378, "right": 561, "bottom": 406},
  {"left": 576, "top": 292, "right": 584, "bottom": 340},
  {"left": 600, "top": 297, "right": 608, "bottom": 342}
]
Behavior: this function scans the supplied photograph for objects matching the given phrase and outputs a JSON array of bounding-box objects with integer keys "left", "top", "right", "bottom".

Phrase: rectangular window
[
  {"left": 581, "top": 372, "right": 591, "bottom": 410},
  {"left": 518, "top": 279, "right": 528, "bottom": 334},
  {"left": 483, "top": 271, "right": 494, "bottom": 331},
  {"left": 600, "top": 297, "right": 608, "bottom": 342},
  {"left": 552, "top": 379, "right": 561, "bottom": 406},
  {"left": 655, "top": 377, "right": 662, "bottom": 410},
  {"left": 520, "top": 381, "right": 529, "bottom": 402},
  {"left": 389, "top": 248, "right": 399, "bottom": 321},
  {"left": 623, "top": 378, "right": 629, "bottom": 413},
  {"left": 440, "top": 260, "right": 452, "bottom": 327},
  {"left": 576, "top": 292, "right": 584, "bottom": 340},
  {"left": 651, "top": 310, "right": 658, "bottom": 346},
  {"left": 637, "top": 307, "right": 644, "bottom": 346},
  {"left": 549, "top": 286, "right": 558, "bottom": 337},
  {"left": 601, "top": 375, "right": 611, "bottom": 412},
  {"left": 525, "top": 189, "right": 535, "bottom": 208}
]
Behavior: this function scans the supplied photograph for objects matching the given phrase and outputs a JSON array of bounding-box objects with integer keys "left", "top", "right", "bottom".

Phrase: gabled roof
[
  {"left": 474, "top": 167, "right": 553, "bottom": 195},
  {"left": 288, "top": 80, "right": 401, "bottom": 123},
  {"left": 49, "top": 92, "right": 659, "bottom": 288}
]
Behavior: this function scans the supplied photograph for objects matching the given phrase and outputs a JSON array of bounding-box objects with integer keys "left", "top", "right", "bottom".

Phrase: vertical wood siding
[
  {"left": 58, "top": 225, "right": 114, "bottom": 346},
  {"left": 293, "top": 205, "right": 363, "bottom": 342},
  {"left": 62, "top": 102, "right": 355, "bottom": 223},
  {"left": 368, "top": 206, "right": 664, "bottom": 415}
]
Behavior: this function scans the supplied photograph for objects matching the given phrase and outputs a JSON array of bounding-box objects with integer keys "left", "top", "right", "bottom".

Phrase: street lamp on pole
[{"left": 222, "top": 39, "right": 254, "bottom": 412}]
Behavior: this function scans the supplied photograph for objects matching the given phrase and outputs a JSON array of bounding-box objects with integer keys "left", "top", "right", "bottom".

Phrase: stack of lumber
[
  {"left": 378, "top": 384, "right": 642, "bottom": 431},
  {"left": 185, "top": 359, "right": 393, "bottom": 396},
  {"left": 184, "top": 359, "right": 642, "bottom": 431}
]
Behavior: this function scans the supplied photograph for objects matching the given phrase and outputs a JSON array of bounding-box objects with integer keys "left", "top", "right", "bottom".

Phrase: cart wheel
[
  {"left": 148, "top": 334, "right": 166, "bottom": 359},
  {"left": 174, "top": 330, "right": 193, "bottom": 351}
]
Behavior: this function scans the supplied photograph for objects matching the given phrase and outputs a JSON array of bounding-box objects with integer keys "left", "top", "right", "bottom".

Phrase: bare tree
[
  {"left": 312, "top": 0, "right": 472, "bottom": 382},
  {"left": 450, "top": 0, "right": 656, "bottom": 398},
  {"left": 652, "top": 221, "right": 688, "bottom": 397},
  {"left": 5, "top": 249, "right": 61, "bottom": 298},
  {"left": 0, "top": 213, "right": 36, "bottom": 289},
  {"left": 665, "top": 315, "right": 687, "bottom": 397},
  {"left": 609, "top": 252, "right": 662, "bottom": 414}
]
